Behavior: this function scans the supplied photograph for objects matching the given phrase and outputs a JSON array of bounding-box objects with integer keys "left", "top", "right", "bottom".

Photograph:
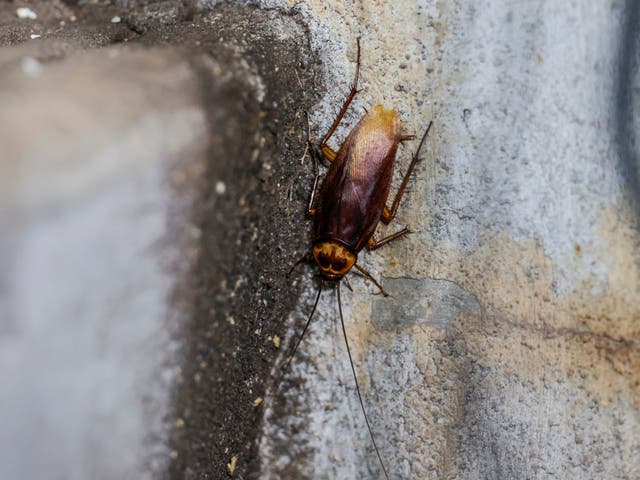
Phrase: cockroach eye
[
  {"left": 317, "top": 252, "right": 330, "bottom": 268},
  {"left": 332, "top": 257, "right": 347, "bottom": 270}
]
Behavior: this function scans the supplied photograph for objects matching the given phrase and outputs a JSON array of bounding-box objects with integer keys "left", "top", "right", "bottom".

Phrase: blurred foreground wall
[{"left": 0, "top": 1, "right": 638, "bottom": 480}]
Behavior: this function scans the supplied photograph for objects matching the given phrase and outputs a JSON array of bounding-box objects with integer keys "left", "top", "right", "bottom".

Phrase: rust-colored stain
[{"left": 426, "top": 204, "right": 639, "bottom": 409}]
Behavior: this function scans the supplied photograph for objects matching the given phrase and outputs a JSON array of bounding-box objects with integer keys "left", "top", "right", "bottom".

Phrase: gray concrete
[
  {"left": 1, "top": 1, "right": 638, "bottom": 480},
  {"left": 260, "top": 1, "right": 640, "bottom": 479}
]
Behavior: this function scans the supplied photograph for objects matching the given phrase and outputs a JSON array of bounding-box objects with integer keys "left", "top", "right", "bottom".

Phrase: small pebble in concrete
[
  {"left": 16, "top": 8, "right": 37, "bottom": 20},
  {"left": 227, "top": 455, "right": 237, "bottom": 476},
  {"left": 20, "top": 57, "right": 42, "bottom": 77}
]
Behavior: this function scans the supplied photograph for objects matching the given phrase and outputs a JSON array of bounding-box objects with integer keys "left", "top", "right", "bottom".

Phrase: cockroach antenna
[
  {"left": 337, "top": 283, "right": 390, "bottom": 480},
  {"left": 277, "top": 281, "right": 323, "bottom": 385},
  {"left": 273, "top": 279, "right": 391, "bottom": 480}
]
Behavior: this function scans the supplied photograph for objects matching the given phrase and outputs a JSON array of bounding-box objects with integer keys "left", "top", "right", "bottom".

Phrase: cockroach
[{"left": 279, "top": 39, "right": 432, "bottom": 479}]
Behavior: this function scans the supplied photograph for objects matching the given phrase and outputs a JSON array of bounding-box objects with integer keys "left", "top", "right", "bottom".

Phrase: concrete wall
[{"left": 0, "top": 1, "right": 638, "bottom": 480}]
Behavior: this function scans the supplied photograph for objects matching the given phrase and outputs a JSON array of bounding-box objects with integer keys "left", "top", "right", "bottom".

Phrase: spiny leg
[
  {"left": 343, "top": 275, "right": 354, "bottom": 292},
  {"left": 308, "top": 40, "right": 362, "bottom": 213},
  {"left": 367, "top": 227, "right": 410, "bottom": 251},
  {"left": 381, "top": 120, "right": 433, "bottom": 224},
  {"left": 354, "top": 263, "right": 389, "bottom": 297},
  {"left": 306, "top": 110, "right": 337, "bottom": 215},
  {"left": 319, "top": 38, "right": 361, "bottom": 156},
  {"left": 288, "top": 252, "right": 311, "bottom": 277},
  {"left": 337, "top": 284, "right": 390, "bottom": 480},
  {"left": 304, "top": 111, "right": 323, "bottom": 215},
  {"left": 320, "top": 144, "right": 337, "bottom": 162},
  {"left": 307, "top": 134, "right": 321, "bottom": 215}
]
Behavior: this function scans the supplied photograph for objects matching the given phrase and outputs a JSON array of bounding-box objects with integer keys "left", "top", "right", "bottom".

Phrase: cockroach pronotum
[{"left": 279, "top": 39, "right": 432, "bottom": 479}]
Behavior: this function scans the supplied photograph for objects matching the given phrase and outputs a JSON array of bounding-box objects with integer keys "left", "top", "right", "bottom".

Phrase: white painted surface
[{"left": 0, "top": 48, "right": 206, "bottom": 480}]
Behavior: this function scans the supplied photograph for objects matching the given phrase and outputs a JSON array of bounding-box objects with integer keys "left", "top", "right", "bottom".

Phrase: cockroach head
[{"left": 312, "top": 241, "right": 357, "bottom": 281}]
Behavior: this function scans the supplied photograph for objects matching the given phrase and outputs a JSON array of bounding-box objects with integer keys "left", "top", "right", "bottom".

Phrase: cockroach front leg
[{"left": 353, "top": 264, "right": 389, "bottom": 296}]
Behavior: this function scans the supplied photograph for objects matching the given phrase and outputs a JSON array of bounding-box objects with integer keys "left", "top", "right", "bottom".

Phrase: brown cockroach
[{"left": 281, "top": 39, "right": 432, "bottom": 479}]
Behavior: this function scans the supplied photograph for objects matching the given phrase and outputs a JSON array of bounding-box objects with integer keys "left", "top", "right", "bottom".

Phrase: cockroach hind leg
[
  {"left": 381, "top": 121, "right": 433, "bottom": 224},
  {"left": 380, "top": 207, "right": 392, "bottom": 224},
  {"left": 368, "top": 227, "right": 411, "bottom": 247},
  {"left": 305, "top": 113, "right": 335, "bottom": 169},
  {"left": 318, "top": 39, "right": 362, "bottom": 149},
  {"left": 399, "top": 134, "right": 416, "bottom": 142},
  {"left": 414, "top": 121, "right": 434, "bottom": 160},
  {"left": 320, "top": 144, "right": 337, "bottom": 163}
]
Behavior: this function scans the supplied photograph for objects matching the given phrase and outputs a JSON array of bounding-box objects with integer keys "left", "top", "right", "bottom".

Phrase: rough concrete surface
[
  {"left": 0, "top": 1, "right": 638, "bottom": 480},
  {"left": 260, "top": 1, "right": 640, "bottom": 480}
]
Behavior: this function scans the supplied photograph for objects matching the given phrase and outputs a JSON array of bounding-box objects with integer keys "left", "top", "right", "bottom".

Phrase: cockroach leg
[
  {"left": 307, "top": 143, "right": 321, "bottom": 215},
  {"left": 304, "top": 113, "right": 335, "bottom": 165},
  {"left": 354, "top": 264, "right": 390, "bottom": 297},
  {"left": 399, "top": 134, "right": 416, "bottom": 142},
  {"left": 381, "top": 121, "right": 433, "bottom": 224},
  {"left": 320, "top": 145, "right": 337, "bottom": 162},
  {"left": 308, "top": 37, "right": 363, "bottom": 213},
  {"left": 367, "top": 227, "right": 410, "bottom": 250},
  {"left": 304, "top": 111, "right": 322, "bottom": 215},
  {"left": 319, "top": 38, "right": 361, "bottom": 154},
  {"left": 288, "top": 252, "right": 311, "bottom": 277},
  {"left": 305, "top": 110, "right": 336, "bottom": 214},
  {"left": 343, "top": 275, "right": 354, "bottom": 292}
]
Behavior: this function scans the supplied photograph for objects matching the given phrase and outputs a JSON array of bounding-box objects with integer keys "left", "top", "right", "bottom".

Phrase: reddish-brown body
[
  {"left": 309, "top": 99, "right": 426, "bottom": 283},
  {"left": 314, "top": 106, "right": 400, "bottom": 253}
]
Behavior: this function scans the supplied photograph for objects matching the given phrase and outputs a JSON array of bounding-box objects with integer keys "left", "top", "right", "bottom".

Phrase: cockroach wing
[{"left": 315, "top": 106, "right": 401, "bottom": 252}]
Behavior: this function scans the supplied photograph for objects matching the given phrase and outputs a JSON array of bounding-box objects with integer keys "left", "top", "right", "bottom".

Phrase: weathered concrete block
[{"left": 1, "top": 1, "right": 638, "bottom": 480}]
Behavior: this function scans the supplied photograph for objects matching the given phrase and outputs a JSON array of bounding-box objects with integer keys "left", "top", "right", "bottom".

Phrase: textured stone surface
[
  {"left": 1, "top": 1, "right": 638, "bottom": 480},
  {"left": 260, "top": 1, "right": 640, "bottom": 480}
]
